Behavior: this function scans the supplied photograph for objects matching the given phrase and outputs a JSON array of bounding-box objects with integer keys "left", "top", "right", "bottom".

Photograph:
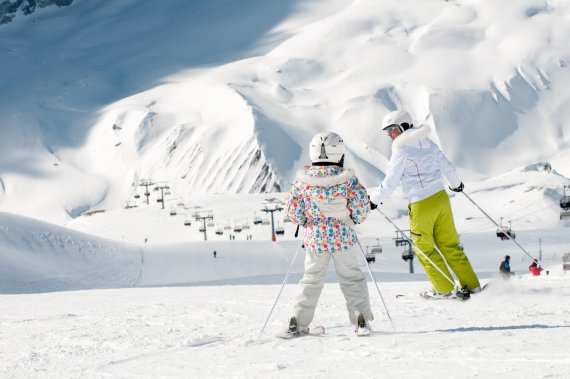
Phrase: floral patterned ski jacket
[{"left": 286, "top": 165, "right": 370, "bottom": 254}]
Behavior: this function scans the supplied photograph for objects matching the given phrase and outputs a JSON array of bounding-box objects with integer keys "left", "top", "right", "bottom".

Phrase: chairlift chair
[
  {"left": 233, "top": 224, "right": 242, "bottom": 233},
  {"left": 283, "top": 217, "right": 291, "bottom": 223},
  {"left": 370, "top": 246, "right": 383, "bottom": 255},
  {"left": 224, "top": 222, "right": 232, "bottom": 230},
  {"left": 207, "top": 221, "right": 215, "bottom": 227},
  {"left": 262, "top": 219, "right": 270, "bottom": 226},
  {"left": 560, "top": 196, "right": 570, "bottom": 210},
  {"left": 242, "top": 222, "right": 251, "bottom": 230},
  {"left": 215, "top": 227, "right": 223, "bottom": 236},
  {"left": 199, "top": 226, "right": 206, "bottom": 232},
  {"left": 253, "top": 216, "right": 263, "bottom": 225},
  {"left": 402, "top": 250, "right": 414, "bottom": 261},
  {"left": 560, "top": 210, "right": 570, "bottom": 220},
  {"left": 169, "top": 208, "right": 177, "bottom": 216},
  {"left": 365, "top": 253, "right": 376, "bottom": 263},
  {"left": 134, "top": 193, "right": 140, "bottom": 199},
  {"left": 275, "top": 225, "right": 285, "bottom": 235},
  {"left": 184, "top": 219, "right": 191, "bottom": 226}
]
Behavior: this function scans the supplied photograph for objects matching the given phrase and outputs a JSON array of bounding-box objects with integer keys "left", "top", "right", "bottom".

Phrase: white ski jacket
[{"left": 370, "top": 125, "right": 462, "bottom": 204}]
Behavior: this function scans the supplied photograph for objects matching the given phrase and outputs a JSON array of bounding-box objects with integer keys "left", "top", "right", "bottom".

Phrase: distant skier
[
  {"left": 213, "top": 250, "right": 217, "bottom": 258},
  {"left": 285, "top": 131, "right": 373, "bottom": 336},
  {"left": 369, "top": 110, "right": 481, "bottom": 299},
  {"left": 499, "top": 255, "right": 514, "bottom": 278},
  {"left": 529, "top": 259, "right": 543, "bottom": 276}
]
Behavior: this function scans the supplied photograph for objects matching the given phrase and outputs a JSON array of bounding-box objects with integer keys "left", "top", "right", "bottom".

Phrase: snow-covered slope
[
  {"left": 0, "top": 212, "right": 141, "bottom": 293},
  {"left": 1, "top": 0, "right": 569, "bottom": 223}
]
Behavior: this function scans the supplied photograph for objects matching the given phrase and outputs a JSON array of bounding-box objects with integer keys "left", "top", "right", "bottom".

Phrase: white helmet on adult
[
  {"left": 381, "top": 110, "right": 413, "bottom": 133},
  {"left": 309, "top": 131, "right": 345, "bottom": 164}
]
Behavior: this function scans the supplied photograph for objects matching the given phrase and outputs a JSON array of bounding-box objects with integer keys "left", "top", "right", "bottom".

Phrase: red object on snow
[{"left": 529, "top": 265, "right": 543, "bottom": 276}]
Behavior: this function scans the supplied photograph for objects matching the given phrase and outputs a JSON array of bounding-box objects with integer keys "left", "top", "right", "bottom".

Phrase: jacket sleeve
[
  {"left": 436, "top": 147, "right": 462, "bottom": 189},
  {"left": 286, "top": 179, "right": 307, "bottom": 226},
  {"left": 347, "top": 177, "right": 371, "bottom": 224},
  {"left": 370, "top": 149, "right": 406, "bottom": 204}
]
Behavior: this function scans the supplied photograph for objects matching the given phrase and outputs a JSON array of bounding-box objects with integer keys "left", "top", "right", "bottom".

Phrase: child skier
[{"left": 285, "top": 131, "right": 373, "bottom": 337}]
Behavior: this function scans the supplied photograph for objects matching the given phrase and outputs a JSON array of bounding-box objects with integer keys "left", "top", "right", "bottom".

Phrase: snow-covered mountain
[
  {"left": 0, "top": 0, "right": 569, "bottom": 223},
  {"left": 0, "top": 0, "right": 73, "bottom": 25}
]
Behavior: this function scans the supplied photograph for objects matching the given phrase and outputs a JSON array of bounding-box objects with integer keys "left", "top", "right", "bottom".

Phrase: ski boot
[{"left": 355, "top": 313, "right": 371, "bottom": 336}]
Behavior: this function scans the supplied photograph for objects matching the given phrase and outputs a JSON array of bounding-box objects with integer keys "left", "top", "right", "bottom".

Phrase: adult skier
[
  {"left": 369, "top": 110, "right": 481, "bottom": 299},
  {"left": 285, "top": 131, "right": 373, "bottom": 336},
  {"left": 499, "top": 255, "right": 514, "bottom": 278}
]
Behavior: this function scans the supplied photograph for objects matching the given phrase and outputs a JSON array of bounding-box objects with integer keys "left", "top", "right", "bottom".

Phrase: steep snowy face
[{"left": 82, "top": 81, "right": 288, "bottom": 201}]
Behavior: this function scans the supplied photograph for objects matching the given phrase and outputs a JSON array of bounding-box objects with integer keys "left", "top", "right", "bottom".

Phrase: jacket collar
[
  {"left": 392, "top": 125, "right": 431, "bottom": 150},
  {"left": 296, "top": 166, "right": 355, "bottom": 186}
]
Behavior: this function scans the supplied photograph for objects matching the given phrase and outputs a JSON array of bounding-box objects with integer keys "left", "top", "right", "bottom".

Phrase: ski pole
[
  {"left": 461, "top": 191, "right": 537, "bottom": 262},
  {"left": 375, "top": 208, "right": 458, "bottom": 289},
  {"left": 355, "top": 237, "right": 395, "bottom": 332},
  {"left": 257, "top": 238, "right": 304, "bottom": 340}
]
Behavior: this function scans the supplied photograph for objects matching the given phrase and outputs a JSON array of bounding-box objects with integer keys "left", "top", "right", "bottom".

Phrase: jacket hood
[
  {"left": 392, "top": 124, "right": 432, "bottom": 150},
  {"left": 296, "top": 166, "right": 355, "bottom": 187}
]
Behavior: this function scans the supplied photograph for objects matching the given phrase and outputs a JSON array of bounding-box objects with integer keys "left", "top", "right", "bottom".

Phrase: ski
[
  {"left": 277, "top": 325, "right": 326, "bottom": 339},
  {"left": 356, "top": 325, "right": 371, "bottom": 336}
]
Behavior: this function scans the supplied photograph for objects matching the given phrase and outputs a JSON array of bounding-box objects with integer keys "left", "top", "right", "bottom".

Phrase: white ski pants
[{"left": 291, "top": 247, "right": 373, "bottom": 329}]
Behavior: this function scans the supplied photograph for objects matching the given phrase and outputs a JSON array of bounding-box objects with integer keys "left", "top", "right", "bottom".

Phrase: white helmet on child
[
  {"left": 309, "top": 131, "right": 345, "bottom": 164},
  {"left": 381, "top": 110, "right": 413, "bottom": 133}
]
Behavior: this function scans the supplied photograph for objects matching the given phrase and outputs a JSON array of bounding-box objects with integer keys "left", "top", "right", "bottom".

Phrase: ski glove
[
  {"left": 368, "top": 196, "right": 378, "bottom": 210},
  {"left": 449, "top": 182, "right": 464, "bottom": 192}
]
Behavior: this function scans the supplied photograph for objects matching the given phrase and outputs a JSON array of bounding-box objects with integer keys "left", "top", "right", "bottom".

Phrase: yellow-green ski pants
[{"left": 409, "top": 190, "right": 480, "bottom": 294}]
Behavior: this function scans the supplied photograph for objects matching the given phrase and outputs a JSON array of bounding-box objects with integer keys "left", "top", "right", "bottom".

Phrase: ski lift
[
  {"left": 283, "top": 217, "right": 292, "bottom": 223},
  {"left": 223, "top": 222, "right": 232, "bottom": 230},
  {"left": 177, "top": 201, "right": 185, "bottom": 207},
  {"left": 165, "top": 191, "right": 171, "bottom": 196},
  {"left": 199, "top": 225, "right": 206, "bottom": 232},
  {"left": 253, "top": 214, "right": 262, "bottom": 225},
  {"left": 242, "top": 221, "right": 251, "bottom": 230},
  {"left": 157, "top": 198, "right": 163, "bottom": 203},
  {"left": 184, "top": 218, "right": 191, "bottom": 226},
  {"left": 215, "top": 227, "right": 223, "bottom": 236},
  {"left": 496, "top": 218, "right": 516, "bottom": 240},
  {"left": 275, "top": 225, "right": 285, "bottom": 236},
  {"left": 370, "top": 246, "right": 383, "bottom": 255},
  {"left": 233, "top": 224, "right": 242, "bottom": 233},
  {"left": 365, "top": 252, "right": 376, "bottom": 263},
  {"left": 402, "top": 250, "right": 414, "bottom": 261},
  {"left": 262, "top": 218, "right": 270, "bottom": 226},
  {"left": 134, "top": 192, "right": 140, "bottom": 199},
  {"left": 144, "top": 192, "right": 150, "bottom": 197},
  {"left": 124, "top": 201, "right": 137, "bottom": 209},
  {"left": 207, "top": 221, "right": 215, "bottom": 227},
  {"left": 169, "top": 208, "right": 177, "bottom": 216}
]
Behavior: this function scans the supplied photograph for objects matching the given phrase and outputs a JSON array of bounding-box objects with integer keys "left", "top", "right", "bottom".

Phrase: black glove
[
  {"left": 368, "top": 196, "right": 378, "bottom": 210},
  {"left": 449, "top": 182, "right": 464, "bottom": 192}
]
